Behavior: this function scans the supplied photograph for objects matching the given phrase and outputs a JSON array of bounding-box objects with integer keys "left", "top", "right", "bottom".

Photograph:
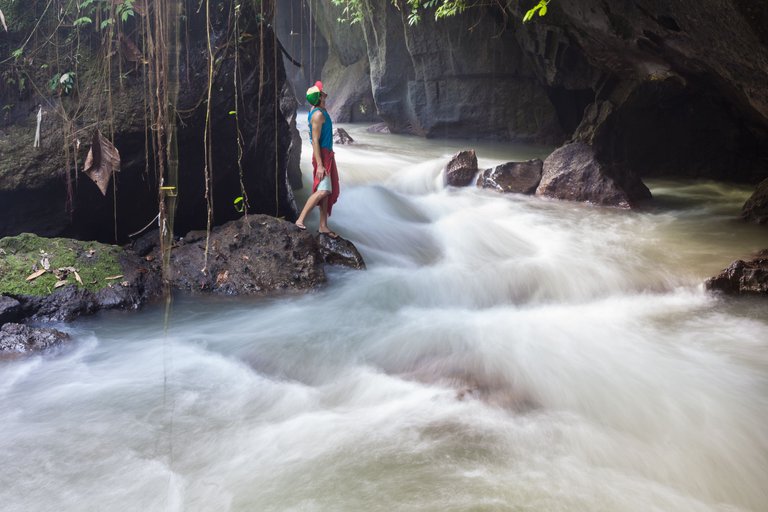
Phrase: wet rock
[
  {"left": 705, "top": 251, "right": 768, "bottom": 295},
  {"left": 0, "top": 233, "right": 163, "bottom": 323},
  {"left": 317, "top": 233, "right": 366, "bottom": 270},
  {"left": 366, "top": 122, "right": 391, "bottom": 134},
  {"left": 741, "top": 178, "right": 768, "bottom": 224},
  {"left": 169, "top": 215, "right": 325, "bottom": 295},
  {"left": 333, "top": 128, "right": 355, "bottom": 145},
  {"left": 444, "top": 150, "right": 479, "bottom": 187},
  {"left": 17, "top": 253, "right": 162, "bottom": 322},
  {"left": 0, "top": 323, "right": 70, "bottom": 355},
  {"left": 130, "top": 229, "right": 159, "bottom": 257},
  {"left": 477, "top": 159, "right": 543, "bottom": 195},
  {"left": 0, "top": 295, "right": 21, "bottom": 325},
  {"left": 536, "top": 143, "right": 651, "bottom": 208}
]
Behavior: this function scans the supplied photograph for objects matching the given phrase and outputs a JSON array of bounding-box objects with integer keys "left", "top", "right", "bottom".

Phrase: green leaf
[
  {"left": 79, "top": 0, "right": 95, "bottom": 9},
  {"left": 523, "top": 1, "right": 550, "bottom": 23},
  {"left": 11, "top": 48, "right": 23, "bottom": 60},
  {"left": 229, "top": 110, "right": 237, "bottom": 115},
  {"left": 100, "top": 18, "right": 114, "bottom": 30},
  {"left": 74, "top": 17, "right": 93, "bottom": 27},
  {"left": 233, "top": 196, "right": 244, "bottom": 212}
]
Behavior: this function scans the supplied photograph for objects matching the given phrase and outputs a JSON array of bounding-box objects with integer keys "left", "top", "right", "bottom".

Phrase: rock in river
[
  {"left": 706, "top": 251, "right": 768, "bottom": 295},
  {"left": 0, "top": 323, "right": 70, "bottom": 355},
  {"left": 477, "top": 159, "right": 543, "bottom": 195}
]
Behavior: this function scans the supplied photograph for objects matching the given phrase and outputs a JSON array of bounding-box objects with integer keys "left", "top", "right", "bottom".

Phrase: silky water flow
[{"left": 1, "top": 124, "right": 768, "bottom": 512}]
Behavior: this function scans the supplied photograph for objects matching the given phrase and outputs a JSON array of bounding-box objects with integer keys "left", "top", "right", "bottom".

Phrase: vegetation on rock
[{"left": 0, "top": 233, "right": 122, "bottom": 296}]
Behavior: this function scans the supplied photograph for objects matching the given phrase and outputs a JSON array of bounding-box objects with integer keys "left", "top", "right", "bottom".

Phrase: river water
[{"left": 2, "top": 124, "right": 768, "bottom": 511}]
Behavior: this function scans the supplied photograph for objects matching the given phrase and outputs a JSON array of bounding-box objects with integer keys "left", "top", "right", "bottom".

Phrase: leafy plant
[
  {"left": 523, "top": 0, "right": 550, "bottom": 22},
  {"left": 49, "top": 72, "right": 76, "bottom": 96},
  {"left": 73, "top": 16, "right": 92, "bottom": 27},
  {"left": 116, "top": 0, "right": 135, "bottom": 23},
  {"left": 233, "top": 196, "right": 245, "bottom": 213}
]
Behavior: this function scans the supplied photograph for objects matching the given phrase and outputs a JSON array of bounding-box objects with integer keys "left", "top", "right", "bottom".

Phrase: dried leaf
[
  {"left": 83, "top": 130, "right": 121, "bottom": 196},
  {"left": 74, "top": 271, "right": 83, "bottom": 285},
  {"left": 144, "top": 255, "right": 154, "bottom": 262},
  {"left": 54, "top": 280, "right": 68, "bottom": 289},
  {"left": 40, "top": 257, "right": 50, "bottom": 270},
  {"left": 0, "top": 9, "right": 8, "bottom": 33},
  {"left": 26, "top": 269, "right": 47, "bottom": 281},
  {"left": 120, "top": 281, "right": 129, "bottom": 287},
  {"left": 105, "top": 275, "right": 124, "bottom": 280},
  {"left": 85, "top": 248, "right": 96, "bottom": 258}
]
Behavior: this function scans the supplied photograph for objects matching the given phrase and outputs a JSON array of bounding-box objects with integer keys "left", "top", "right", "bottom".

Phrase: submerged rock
[
  {"left": 536, "top": 143, "right": 651, "bottom": 208},
  {"left": 317, "top": 233, "right": 366, "bottom": 270},
  {"left": 169, "top": 215, "right": 326, "bottom": 295},
  {"left": 477, "top": 159, "right": 543, "bottom": 195},
  {"left": 705, "top": 251, "right": 768, "bottom": 295},
  {"left": 444, "top": 150, "right": 479, "bottom": 187},
  {"left": 0, "top": 323, "right": 70, "bottom": 355}
]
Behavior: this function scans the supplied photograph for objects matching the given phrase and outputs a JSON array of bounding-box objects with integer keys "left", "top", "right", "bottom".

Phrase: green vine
[{"left": 330, "top": 0, "right": 552, "bottom": 26}]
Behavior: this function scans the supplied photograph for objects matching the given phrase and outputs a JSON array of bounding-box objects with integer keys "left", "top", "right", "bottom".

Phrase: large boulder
[
  {"left": 169, "top": 215, "right": 326, "bottom": 295},
  {"left": 444, "top": 150, "right": 479, "bottom": 187},
  {"left": 0, "top": 323, "right": 70, "bottom": 356},
  {"left": 742, "top": 178, "right": 768, "bottom": 224},
  {"left": 477, "top": 159, "right": 543, "bottom": 194},
  {"left": 705, "top": 251, "right": 768, "bottom": 295},
  {"left": 536, "top": 142, "right": 651, "bottom": 207}
]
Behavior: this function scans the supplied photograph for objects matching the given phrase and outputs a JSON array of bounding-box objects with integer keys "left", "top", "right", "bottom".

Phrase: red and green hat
[{"left": 306, "top": 80, "right": 325, "bottom": 106}]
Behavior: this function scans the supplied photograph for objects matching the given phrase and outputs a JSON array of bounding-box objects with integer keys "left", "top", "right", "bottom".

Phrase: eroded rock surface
[
  {"left": 0, "top": 323, "right": 70, "bottom": 355},
  {"left": 445, "top": 150, "right": 479, "bottom": 187},
  {"left": 169, "top": 215, "right": 326, "bottom": 295},
  {"left": 706, "top": 251, "right": 768, "bottom": 295},
  {"left": 477, "top": 160, "right": 543, "bottom": 195},
  {"left": 317, "top": 233, "right": 366, "bottom": 270}
]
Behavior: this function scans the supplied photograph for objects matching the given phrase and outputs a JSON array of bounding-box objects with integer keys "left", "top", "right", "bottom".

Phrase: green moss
[{"left": 0, "top": 233, "right": 124, "bottom": 296}]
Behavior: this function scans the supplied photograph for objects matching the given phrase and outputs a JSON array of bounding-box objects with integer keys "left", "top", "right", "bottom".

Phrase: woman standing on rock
[{"left": 295, "top": 81, "right": 340, "bottom": 238}]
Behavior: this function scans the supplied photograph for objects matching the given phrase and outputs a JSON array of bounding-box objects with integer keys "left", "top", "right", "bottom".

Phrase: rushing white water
[{"left": 2, "top": 124, "right": 768, "bottom": 512}]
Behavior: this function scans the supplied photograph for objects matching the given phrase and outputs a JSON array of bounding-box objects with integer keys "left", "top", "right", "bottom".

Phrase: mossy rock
[{"left": 0, "top": 233, "right": 123, "bottom": 296}]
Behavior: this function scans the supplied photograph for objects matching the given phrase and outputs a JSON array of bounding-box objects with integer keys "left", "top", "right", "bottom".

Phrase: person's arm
[{"left": 311, "top": 110, "right": 325, "bottom": 179}]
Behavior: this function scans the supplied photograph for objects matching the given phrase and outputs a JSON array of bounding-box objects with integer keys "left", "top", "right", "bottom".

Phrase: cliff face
[
  {"left": 356, "top": 0, "right": 562, "bottom": 141},
  {"left": 0, "top": 1, "right": 298, "bottom": 242},
  {"left": 512, "top": 0, "right": 768, "bottom": 183}
]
